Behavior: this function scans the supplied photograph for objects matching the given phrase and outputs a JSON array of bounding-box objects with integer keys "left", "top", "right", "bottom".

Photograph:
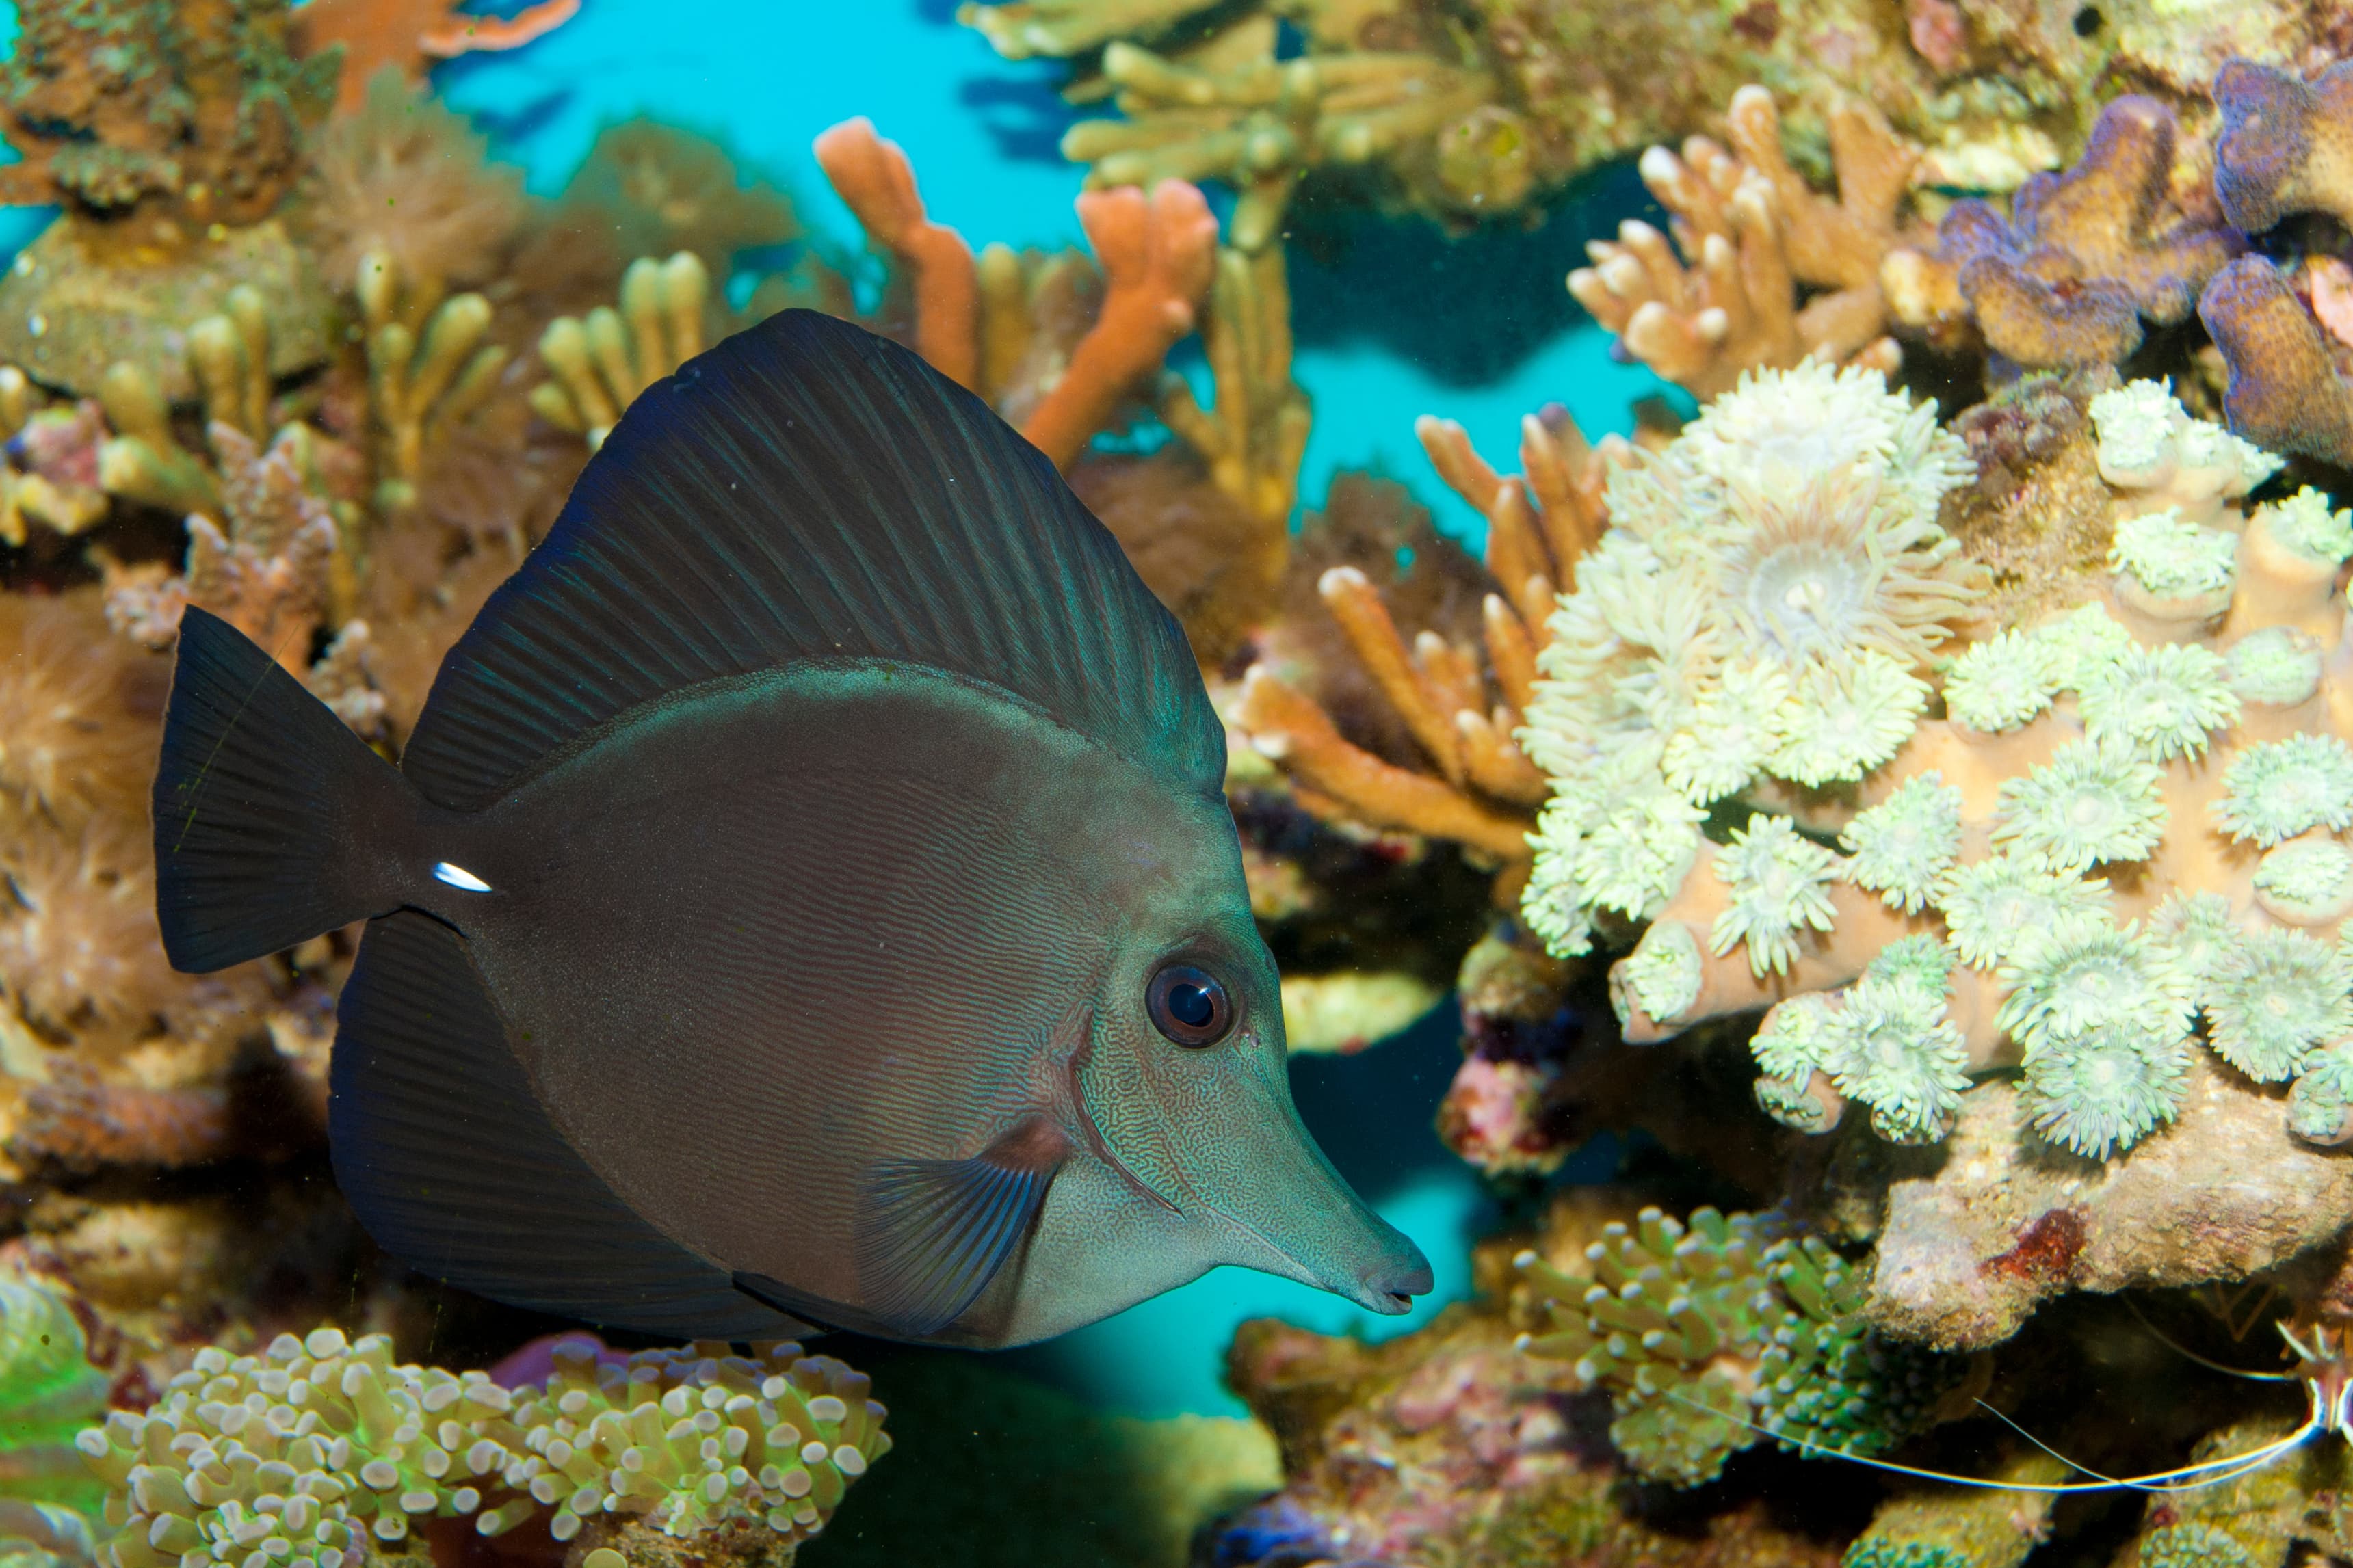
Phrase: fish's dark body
[{"left": 150, "top": 310, "right": 1429, "bottom": 1347}]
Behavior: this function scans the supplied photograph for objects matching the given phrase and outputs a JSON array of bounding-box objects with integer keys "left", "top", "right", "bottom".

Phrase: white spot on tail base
[{"left": 434, "top": 862, "right": 492, "bottom": 892}]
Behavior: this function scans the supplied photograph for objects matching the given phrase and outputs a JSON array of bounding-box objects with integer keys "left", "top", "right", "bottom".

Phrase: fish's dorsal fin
[
  {"left": 398, "top": 310, "right": 1224, "bottom": 811},
  {"left": 332, "top": 909, "right": 809, "bottom": 1340},
  {"left": 852, "top": 1117, "right": 1071, "bottom": 1339}
]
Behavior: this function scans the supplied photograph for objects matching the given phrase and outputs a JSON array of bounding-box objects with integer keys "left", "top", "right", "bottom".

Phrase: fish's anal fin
[
  {"left": 854, "top": 1117, "right": 1070, "bottom": 1340},
  {"left": 332, "top": 909, "right": 812, "bottom": 1340}
]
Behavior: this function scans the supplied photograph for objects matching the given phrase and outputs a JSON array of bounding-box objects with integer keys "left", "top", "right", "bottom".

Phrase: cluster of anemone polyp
[
  {"left": 1513, "top": 1206, "right": 1955, "bottom": 1487},
  {"left": 73, "top": 1329, "right": 889, "bottom": 1568},
  {"left": 1518, "top": 361, "right": 2353, "bottom": 1160}
]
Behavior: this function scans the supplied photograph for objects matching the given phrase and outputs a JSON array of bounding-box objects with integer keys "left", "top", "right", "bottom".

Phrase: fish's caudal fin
[{"left": 153, "top": 608, "right": 414, "bottom": 973}]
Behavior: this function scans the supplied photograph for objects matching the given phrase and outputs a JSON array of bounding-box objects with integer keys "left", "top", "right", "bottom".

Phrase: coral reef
[
  {"left": 0, "top": 1271, "right": 109, "bottom": 1523},
  {"left": 0, "top": 0, "right": 338, "bottom": 226},
  {"left": 960, "top": 0, "right": 2314, "bottom": 239},
  {"left": 77, "top": 1330, "right": 886, "bottom": 1565}
]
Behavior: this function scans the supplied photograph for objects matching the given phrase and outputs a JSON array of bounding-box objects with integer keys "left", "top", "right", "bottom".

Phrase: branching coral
[
  {"left": 1890, "top": 96, "right": 2239, "bottom": 369},
  {"left": 811, "top": 118, "right": 1232, "bottom": 473},
  {"left": 531, "top": 254, "right": 710, "bottom": 452},
  {"left": 76, "top": 1329, "right": 889, "bottom": 1567},
  {"left": 1514, "top": 1206, "right": 1952, "bottom": 1487},
  {"left": 1056, "top": 22, "right": 1495, "bottom": 251},
  {"left": 1235, "top": 403, "right": 1615, "bottom": 893},
  {"left": 1568, "top": 88, "right": 1916, "bottom": 398}
]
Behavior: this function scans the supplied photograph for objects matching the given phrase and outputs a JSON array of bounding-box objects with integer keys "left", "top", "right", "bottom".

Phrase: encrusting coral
[
  {"left": 75, "top": 1330, "right": 888, "bottom": 1566},
  {"left": 1887, "top": 95, "right": 2239, "bottom": 369}
]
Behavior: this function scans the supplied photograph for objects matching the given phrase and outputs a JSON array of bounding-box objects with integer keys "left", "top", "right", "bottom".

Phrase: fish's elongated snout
[{"left": 1352, "top": 1247, "right": 1436, "bottom": 1316}]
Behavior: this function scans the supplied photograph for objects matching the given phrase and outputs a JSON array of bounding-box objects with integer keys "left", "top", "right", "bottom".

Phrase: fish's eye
[{"left": 1147, "top": 964, "right": 1232, "bottom": 1048}]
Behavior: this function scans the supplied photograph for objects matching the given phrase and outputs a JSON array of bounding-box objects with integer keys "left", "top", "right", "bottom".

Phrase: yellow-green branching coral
[
  {"left": 1938, "top": 854, "right": 2114, "bottom": 970},
  {"left": 2289, "top": 1042, "right": 2353, "bottom": 1145},
  {"left": 2077, "top": 643, "right": 2239, "bottom": 762},
  {"left": 1990, "top": 741, "right": 2168, "bottom": 873},
  {"left": 2089, "top": 380, "right": 2283, "bottom": 525},
  {"left": 2227, "top": 627, "right": 2326, "bottom": 708},
  {"left": 2256, "top": 486, "right": 2353, "bottom": 568},
  {"left": 499, "top": 1340, "right": 886, "bottom": 1545},
  {"left": 2021, "top": 1015, "right": 2191, "bottom": 1158},
  {"left": 73, "top": 1330, "right": 889, "bottom": 1568},
  {"left": 2254, "top": 838, "right": 2353, "bottom": 925},
  {"left": 1822, "top": 940, "right": 1969, "bottom": 1143}
]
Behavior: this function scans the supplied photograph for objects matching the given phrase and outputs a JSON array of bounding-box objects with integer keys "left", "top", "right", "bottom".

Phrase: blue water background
[{"left": 0, "top": 0, "right": 1663, "bottom": 1419}]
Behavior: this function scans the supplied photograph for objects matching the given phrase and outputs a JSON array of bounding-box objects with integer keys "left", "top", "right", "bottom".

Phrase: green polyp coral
[
  {"left": 0, "top": 1273, "right": 109, "bottom": 1523},
  {"left": 1752, "top": 992, "right": 1836, "bottom": 1086},
  {"left": 1841, "top": 775, "right": 1962, "bottom": 914},
  {"left": 1940, "top": 630, "right": 2057, "bottom": 734},
  {"left": 2088, "top": 381, "right": 2285, "bottom": 513},
  {"left": 2257, "top": 486, "right": 2353, "bottom": 566},
  {"left": 2289, "top": 1043, "right": 2353, "bottom": 1144},
  {"left": 2077, "top": 643, "right": 2239, "bottom": 762},
  {"left": 1711, "top": 816, "right": 1838, "bottom": 978},
  {"left": 1989, "top": 741, "right": 2166, "bottom": 873},
  {"left": 73, "top": 1329, "right": 889, "bottom": 1568},
  {"left": 2215, "top": 734, "right": 2353, "bottom": 846},
  {"left": 2020, "top": 1015, "right": 2190, "bottom": 1157},
  {"left": 2107, "top": 509, "right": 2238, "bottom": 599},
  {"left": 2253, "top": 837, "right": 2353, "bottom": 920},
  {"left": 2149, "top": 890, "right": 2239, "bottom": 989},
  {"left": 2203, "top": 928, "right": 2353, "bottom": 1082},
  {"left": 1772, "top": 655, "right": 1928, "bottom": 787},
  {"left": 1618, "top": 919, "right": 1702, "bottom": 1025},
  {"left": 1520, "top": 366, "right": 1983, "bottom": 955},
  {"left": 1823, "top": 955, "right": 1968, "bottom": 1144},
  {"left": 1937, "top": 854, "right": 2113, "bottom": 970},
  {"left": 1996, "top": 918, "right": 2192, "bottom": 1054},
  {"left": 1515, "top": 1208, "right": 1951, "bottom": 1488},
  {"left": 2032, "top": 601, "right": 2139, "bottom": 690},
  {"left": 2226, "top": 626, "right": 2325, "bottom": 706}
]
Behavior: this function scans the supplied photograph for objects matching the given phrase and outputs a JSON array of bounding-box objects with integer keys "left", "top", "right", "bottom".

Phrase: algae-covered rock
[{"left": 0, "top": 220, "right": 333, "bottom": 402}]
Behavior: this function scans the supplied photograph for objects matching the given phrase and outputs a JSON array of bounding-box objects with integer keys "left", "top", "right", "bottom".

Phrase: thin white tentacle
[{"left": 2125, "top": 1298, "right": 2296, "bottom": 1382}]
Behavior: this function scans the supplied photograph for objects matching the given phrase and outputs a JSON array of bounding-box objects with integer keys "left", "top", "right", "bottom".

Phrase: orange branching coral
[
  {"left": 1890, "top": 96, "right": 2239, "bottom": 369},
  {"left": 305, "top": 68, "right": 529, "bottom": 303},
  {"left": 1570, "top": 88, "right": 1914, "bottom": 399},
  {"left": 294, "top": 0, "right": 580, "bottom": 116},
  {"left": 1235, "top": 407, "right": 1620, "bottom": 890},
  {"left": 8, "top": 1061, "right": 232, "bottom": 1175},
  {"left": 815, "top": 118, "right": 982, "bottom": 390},
  {"left": 812, "top": 117, "right": 1224, "bottom": 479},
  {"left": 1025, "top": 183, "right": 1218, "bottom": 468}
]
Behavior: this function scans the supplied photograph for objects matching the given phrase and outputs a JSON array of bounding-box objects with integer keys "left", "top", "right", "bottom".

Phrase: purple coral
[{"left": 1936, "top": 96, "right": 2240, "bottom": 367}]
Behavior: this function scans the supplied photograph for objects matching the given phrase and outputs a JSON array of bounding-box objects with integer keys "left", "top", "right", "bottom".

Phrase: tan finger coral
[{"left": 1569, "top": 88, "right": 1915, "bottom": 398}]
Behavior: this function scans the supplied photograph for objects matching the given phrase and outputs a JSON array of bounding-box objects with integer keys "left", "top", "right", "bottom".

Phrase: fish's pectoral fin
[{"left": 853, "top": 1116, "right": 1070, "bottom": 1340}]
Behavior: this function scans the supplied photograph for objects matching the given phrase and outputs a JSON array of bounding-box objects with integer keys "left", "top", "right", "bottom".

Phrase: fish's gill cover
[{"left": 397, "top": 309, "right": 1224, "bottom": 812}]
